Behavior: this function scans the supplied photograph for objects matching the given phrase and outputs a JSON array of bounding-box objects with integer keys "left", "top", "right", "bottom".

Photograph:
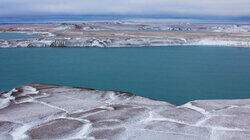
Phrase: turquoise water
[
  {"left": 0, "top": 47, "right": 250, "bottom": 105},
  {"left": 0, "top": 33, "right": 40, "bottom": 39},
  {"left": 1, "top": 15, "right": 249, "bottom": 24}
]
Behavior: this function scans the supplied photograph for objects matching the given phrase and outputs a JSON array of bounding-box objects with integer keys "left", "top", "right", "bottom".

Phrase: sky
[{"left": 0, "top": 0, "right": 250, "bottom": 17}]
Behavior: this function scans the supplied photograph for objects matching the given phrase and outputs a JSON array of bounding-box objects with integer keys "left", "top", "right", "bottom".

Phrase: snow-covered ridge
[
  {"left": 0, "top": 22, "right": 250, "bottom": 48},
  {"left": 1, "top": 36, "right": 250, "bottom": 48},
  {"left": 0, "top": 83, "right": 249, "bottom": 139}
]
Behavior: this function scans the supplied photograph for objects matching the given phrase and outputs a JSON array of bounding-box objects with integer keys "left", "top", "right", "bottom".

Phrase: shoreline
[
  {"left": 1, "top": 21, "right": 250, "bottom": 48},
  {"left": 1, "top": 83, "right": 250, "bottom": 106}
]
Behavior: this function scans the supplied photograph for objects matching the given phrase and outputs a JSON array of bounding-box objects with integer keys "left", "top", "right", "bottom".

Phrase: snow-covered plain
[{"left": 0, "top": 22, "right": 250, "bottom": 48}]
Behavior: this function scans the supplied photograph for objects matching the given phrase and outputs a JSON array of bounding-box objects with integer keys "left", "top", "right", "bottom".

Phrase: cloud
[{"left": 0, "top": 0, "right": 249, "bottom": 17}]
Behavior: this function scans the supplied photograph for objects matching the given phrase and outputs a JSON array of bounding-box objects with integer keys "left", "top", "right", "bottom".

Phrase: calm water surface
[
  {"left": 0, "top": 33, "right": 40, "bottom": 39},
  {"left": 0, "top": 46, "right": 250, "bottom": 105},
  {"left": 1, "top": 15, "right": 249, "bottom": 24}
]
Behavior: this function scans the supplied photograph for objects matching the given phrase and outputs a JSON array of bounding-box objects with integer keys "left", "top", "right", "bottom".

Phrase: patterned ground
[{"left": 0, "top": 83, "right": 250, "bottom": 139}]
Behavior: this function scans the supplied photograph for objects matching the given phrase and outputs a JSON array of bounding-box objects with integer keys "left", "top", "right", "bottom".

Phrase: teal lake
[
  {"left": 0, "top": 33, "right": 40, "bottom": 39},
  {"left": 0, "top": 46, "right": 250, "bottom": 105}
]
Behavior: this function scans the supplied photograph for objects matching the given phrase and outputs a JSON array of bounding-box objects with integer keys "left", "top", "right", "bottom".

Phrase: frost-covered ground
[
  {"left": 0, "top": 83, "right": 249, "bottom": 139},
  {"left": 0, "top": 21, "right": 250, "bottom": 48}
]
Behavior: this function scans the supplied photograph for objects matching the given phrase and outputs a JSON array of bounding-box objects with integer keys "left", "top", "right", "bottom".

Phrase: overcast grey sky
[{"left": 0, "top": 0, "right": 249, "bottom": 17}]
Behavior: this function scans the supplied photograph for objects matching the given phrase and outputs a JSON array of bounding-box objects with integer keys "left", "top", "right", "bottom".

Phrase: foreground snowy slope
[{"left": 0, "top": 83, "right": 249, "bottom": 139}]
